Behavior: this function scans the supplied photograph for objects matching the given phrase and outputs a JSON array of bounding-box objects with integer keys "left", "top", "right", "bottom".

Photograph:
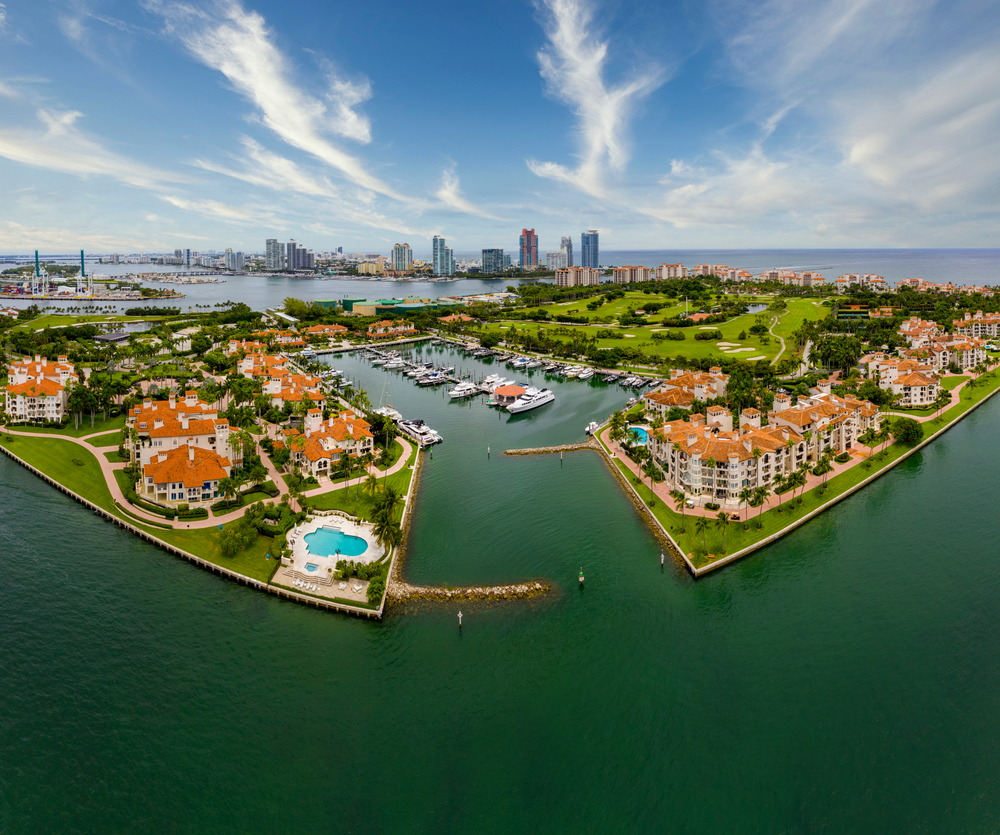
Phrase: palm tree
[
  {"left": 671, "top": 489, "right": 687, "bottom": 533},
  {"left": 773, "top": 474, "right": 787, "bottom": 513},
  {"left": 739, "top": 486, "right": 754, "bottom": 524},
  {"left": 715, "top": 511, "right": 729, "bottom": 553},
  {"left": 218, "top": 477, "right": 237, "bottom": 507},
  {"left": 363, "top": 472, "right": 379, "bottom": 501},
  {"left": 694, "top": 515, "right": 711, "bottom": 551},
  {"left": 372, "top": 513, "right": 403, "bottom": 552},
  {"left": 608, "top": 411, "right": 627, "bottom": 445},
  {"left": 858, "top": 428, "right": 877, "bottom": 466},
  {"left": 754, "top": 485, "right": 769, "bottom": 528}
]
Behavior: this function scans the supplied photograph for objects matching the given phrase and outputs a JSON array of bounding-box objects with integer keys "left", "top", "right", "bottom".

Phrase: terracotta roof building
[
  {"left": 5, "top": 354, "right": 78, "bottom": 423},
  {"left": 141, "top": 444, "right": 233, "bottom": 506}
]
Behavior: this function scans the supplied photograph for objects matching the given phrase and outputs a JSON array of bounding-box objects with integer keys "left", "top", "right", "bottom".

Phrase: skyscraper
[
  {"left": 391, "top": 243, "right": 413, "bottom": 272},
  {"left": 286, "top": 240, "right": 301, "bottom": 270},
  {"left": 481, "top": 248, "right": 505, "bottom": 274},
  {"left": 444, "top": 246, "right": 454, "bottom": 276},
  {"left": 581, "top": 230, "right": 599, "bottom": 269},
  {"left": 546, "top": 250, "right": 568, "bottom": 270},
  {"left": 265, "top": 238, "right": 284, "bottom": 270},
  {"left": 519, "top": 228, "right": 538, "bottom": 268},
  {"left": 432, "top": 235, "right": 447, "bottom": 276},
  {"left": 561, "top": 236, "right": 573, "bottom": 268}
]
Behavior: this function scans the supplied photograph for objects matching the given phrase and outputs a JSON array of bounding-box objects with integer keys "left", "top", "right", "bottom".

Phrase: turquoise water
[
  {"left": 304, "top": 526, "right": 369, "bottom": 558},
  {"left": 629, "top": 425, "right": 649, "bottom": 445},
  {"left": 4, "top": 341, "right": 1000, "bottom": 831},
  {"left": 305, "top": 562, "right": 318, "bottom": 572}
]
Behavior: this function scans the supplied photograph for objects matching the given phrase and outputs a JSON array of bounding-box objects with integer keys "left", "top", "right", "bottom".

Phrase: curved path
[{"left": 0, "top": 423, "right": 414, "bottom": 530}]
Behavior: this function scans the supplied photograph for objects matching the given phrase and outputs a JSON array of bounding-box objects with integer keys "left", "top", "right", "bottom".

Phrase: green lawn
[
  {"left": 103, "top": 450, "right": 124, "bottom": 463},
  {"left": 307, "top": 443, "right": 417, "bottom": 521},
  {"left": 0, "top": 434, "right": 118, "bottom": 514},
  {"left": 940, "top": 375, "right": 969, "bottom": 390},
  {"left": 12, "top": 412, "right": 126, "bottom": 438},
  {"left": 484, "top": 312, "right": 779, "bottom": 364},
  {"left": 87, "top": 430, "right": 124, "bottom": 447},
  {"left": 13, "top": 313, "right": 169, "bottom": 331}
]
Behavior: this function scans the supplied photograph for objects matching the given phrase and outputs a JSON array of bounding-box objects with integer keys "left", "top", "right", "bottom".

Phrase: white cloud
[
  {"left": 527, "top": 0, "right": 665, "bottom": 196},
  {"left": 158, "top": 194, "right": 269, "bottom": 223},
  {"left": 435, "top": 165, "right": 503, "bottom": 220},
  {"left": 839, "top": 49, "right": 1000, "bottom": 210},
  {"left": 0, "top": 109, "right": 185, "bottom": 189},
  {"left": 193, "top": 136, "right": 335, "bottom": 198},
  {"left": 149, "top": 0, "right": 412, "bottom": 202}
]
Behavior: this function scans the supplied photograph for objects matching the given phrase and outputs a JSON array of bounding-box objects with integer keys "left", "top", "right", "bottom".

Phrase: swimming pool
[
  {"left": 628, "top": 426, "right": 649, "bottom": 446},
  {"left": 304, "top": 526, "right": 369, "bottom": 558}
]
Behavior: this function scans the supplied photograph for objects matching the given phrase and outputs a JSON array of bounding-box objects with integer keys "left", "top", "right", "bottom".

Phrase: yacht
[
  {"left": 526, "top": 359, "right": 543, "bottom": 368},
  {"left": 562, "top": 366, "right": 580, "bottom": 378},
  {"left": 585, "top": 421, "right": 601, "bottom": 435},
  {"left": 506, "top": 387, "right": 555, "bottom": 414},
  {"left": 300, "top": 347, "right": 316, "bottom": 359},
  {"left": 384, "top": 359, "right": 406, "bottom": 370},
  {"left": 577, "top": 368, "right": 595, "bottom": 380},
  {"left": 448, "top": 381, "right": 480, "bottom": 399},
  {"left": 398, "top": 419, "right": 443, "bottom": 446},
  {"left": 373, "top": 405, "right": 402, "bottom": 421},
  {"left": 371, "top": 357, "right": 387, "bottom": 366}
]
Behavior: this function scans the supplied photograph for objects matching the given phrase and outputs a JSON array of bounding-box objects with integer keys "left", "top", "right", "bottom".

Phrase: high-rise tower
[
  {"left": 519, "top": 229, "right": 538, "bottom": 268},
  {"left": 561, "top": 236, "right": 573, "bottom": 268},
  {"left": 581, "top": 230, "right": 599, "bottom": 269}
]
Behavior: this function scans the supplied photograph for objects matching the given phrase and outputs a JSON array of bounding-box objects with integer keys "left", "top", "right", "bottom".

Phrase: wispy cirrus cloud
[
  {"left": 193, "top": 136, "right": 336, "bottom": 198},
  {"left": 527, "top": 0, "right": 665, "bottom": 197},
  {"left": 147, "top": 0, "right": 412, "bottom": 203},
  {"left": 435, "top": 164, "right": 504, "bottom": 220},
  {"left": 0, "top": 109, "right": 185, "bottom": 189}
]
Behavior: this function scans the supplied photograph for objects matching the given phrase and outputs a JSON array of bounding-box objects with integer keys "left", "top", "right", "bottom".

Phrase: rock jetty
[
  {"left": 387, "top": 579, "right": 550, "bottom": 602},
  {"left": 503, "top": 438, "right": 599, "bottom": 455}
]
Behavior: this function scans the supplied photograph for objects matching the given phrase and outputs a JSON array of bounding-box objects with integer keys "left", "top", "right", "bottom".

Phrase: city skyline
[{"left": 0, "top": 0, "right": 996, "bottom": 252}]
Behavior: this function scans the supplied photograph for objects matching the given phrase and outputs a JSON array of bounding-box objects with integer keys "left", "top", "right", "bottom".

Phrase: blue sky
[{"left": 0, "top": 0, "right": 997, "bottom": 255}]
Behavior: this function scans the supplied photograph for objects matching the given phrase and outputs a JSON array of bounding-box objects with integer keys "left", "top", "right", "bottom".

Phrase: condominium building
[
  {"left": 128, "top": 392, "right": 241, "bottom": 469},
  {"left": 612, "top": 265, "right": 651, "bottom": 284},
  {"left": 519, "top": 229, "right": 538, "bottom": 268},
  {"left": 282, "top": 408, "right": 375, "bottom": 478},
  {"left": 432, "top": 236, "right": 454, "bottom": 276},
  {"left": 141, "top": 444, "right": 233, "bottom": 507},
  {"left": 546, "top": 250, "right": 568, "bottom": 270},
  {"left": 481, "top": 248, "right": 505, "bottom": 274},
  {"left": 265, "top": 238, "right": 284, "bottom": 270},
  {"left": 5, "top": 354, "right": 78, "bottom": 423},
  {"left": 953, "top": 311, "right": 1000, "bottom": 339},
  {"left": 642, "top": 368, "right": 730, "bottom": 414},
  {"left": 561, "top": 236, "right": 574, "bottom": 268},
  {"left": 655, "top": 263, "right": 687, "bottom": 280},
  {"left": 581, "top": 230, "right": 599, "bottom": 269},
  {"left": 391, "top": 243, "right": 413, "bottom": 273},
  {"left": 554, "top": 266, "right": 602, "bottom": 287}
]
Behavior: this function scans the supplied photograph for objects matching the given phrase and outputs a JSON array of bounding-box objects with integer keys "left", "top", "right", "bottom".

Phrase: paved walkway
[{"left": 1, "top": 423, "right": 414, "bottom": 530}]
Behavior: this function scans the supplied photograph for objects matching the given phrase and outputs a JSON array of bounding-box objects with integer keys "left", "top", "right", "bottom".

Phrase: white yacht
[
  {"left": 384, "top": 359, "right": 406, "bottom": 370},
  {"left": 526, "top": 359, "right": 543, "bottom": 368},
  {"left": 506, "top": 387, "right": 555, "bottom": 414},
  {"left": 371, "top": 358, "right": 387, "bottom": 366},
  {"left": 398, "top": 419, "right": 443, "bottom": 446},
  {"left": 577, "top": 368, "right": 595, "bottom": 380},
  {"left": 448, "top": 381, "right": 480, "bottom": 399},
  {"left": 373, "top": 405, "right": 402, "bottom": 421},
  {"left": 586, "top": 421, "right": 600, "bottom": 435},
  {"left": 562, "top": 366, "right": 580, "bottom": 378}
]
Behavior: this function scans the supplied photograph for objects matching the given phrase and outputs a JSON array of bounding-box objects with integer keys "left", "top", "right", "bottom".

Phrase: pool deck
[{"left": 286, "top": 516, "right": 384, "bottom": 584}]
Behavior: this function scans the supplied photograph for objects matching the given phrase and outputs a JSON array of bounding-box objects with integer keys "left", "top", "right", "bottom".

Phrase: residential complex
[
  {"left": 282, "top": 408, "right": 375, "bottom": 478},
  {"left": 645, "top": 378, "right": 881, "bottom": 506},
  {"left": 5, "top": 354, "right": 78, "bottom": 423},
  {"left": 432, "top": 236, "right": 454, "bottom": 276},
  {"left": 561, "top": 236, "right": 574, "bottom": 268},
  {"left": 554, "top": 266, "right": 602, "bottom": 287},
  {"left": 391, "top": 243, "right": 413, "bottom": 272},
  {"left": 612, "top": 265, "right": 651, "bottom": 284},
  {"left": 481, "top": 248, "right": 505, "bottom": 274}
]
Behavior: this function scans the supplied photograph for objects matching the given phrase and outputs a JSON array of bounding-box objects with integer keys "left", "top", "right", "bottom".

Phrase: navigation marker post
[{"left": 458, "top": 611, "right": 463, "bottom": 629}]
